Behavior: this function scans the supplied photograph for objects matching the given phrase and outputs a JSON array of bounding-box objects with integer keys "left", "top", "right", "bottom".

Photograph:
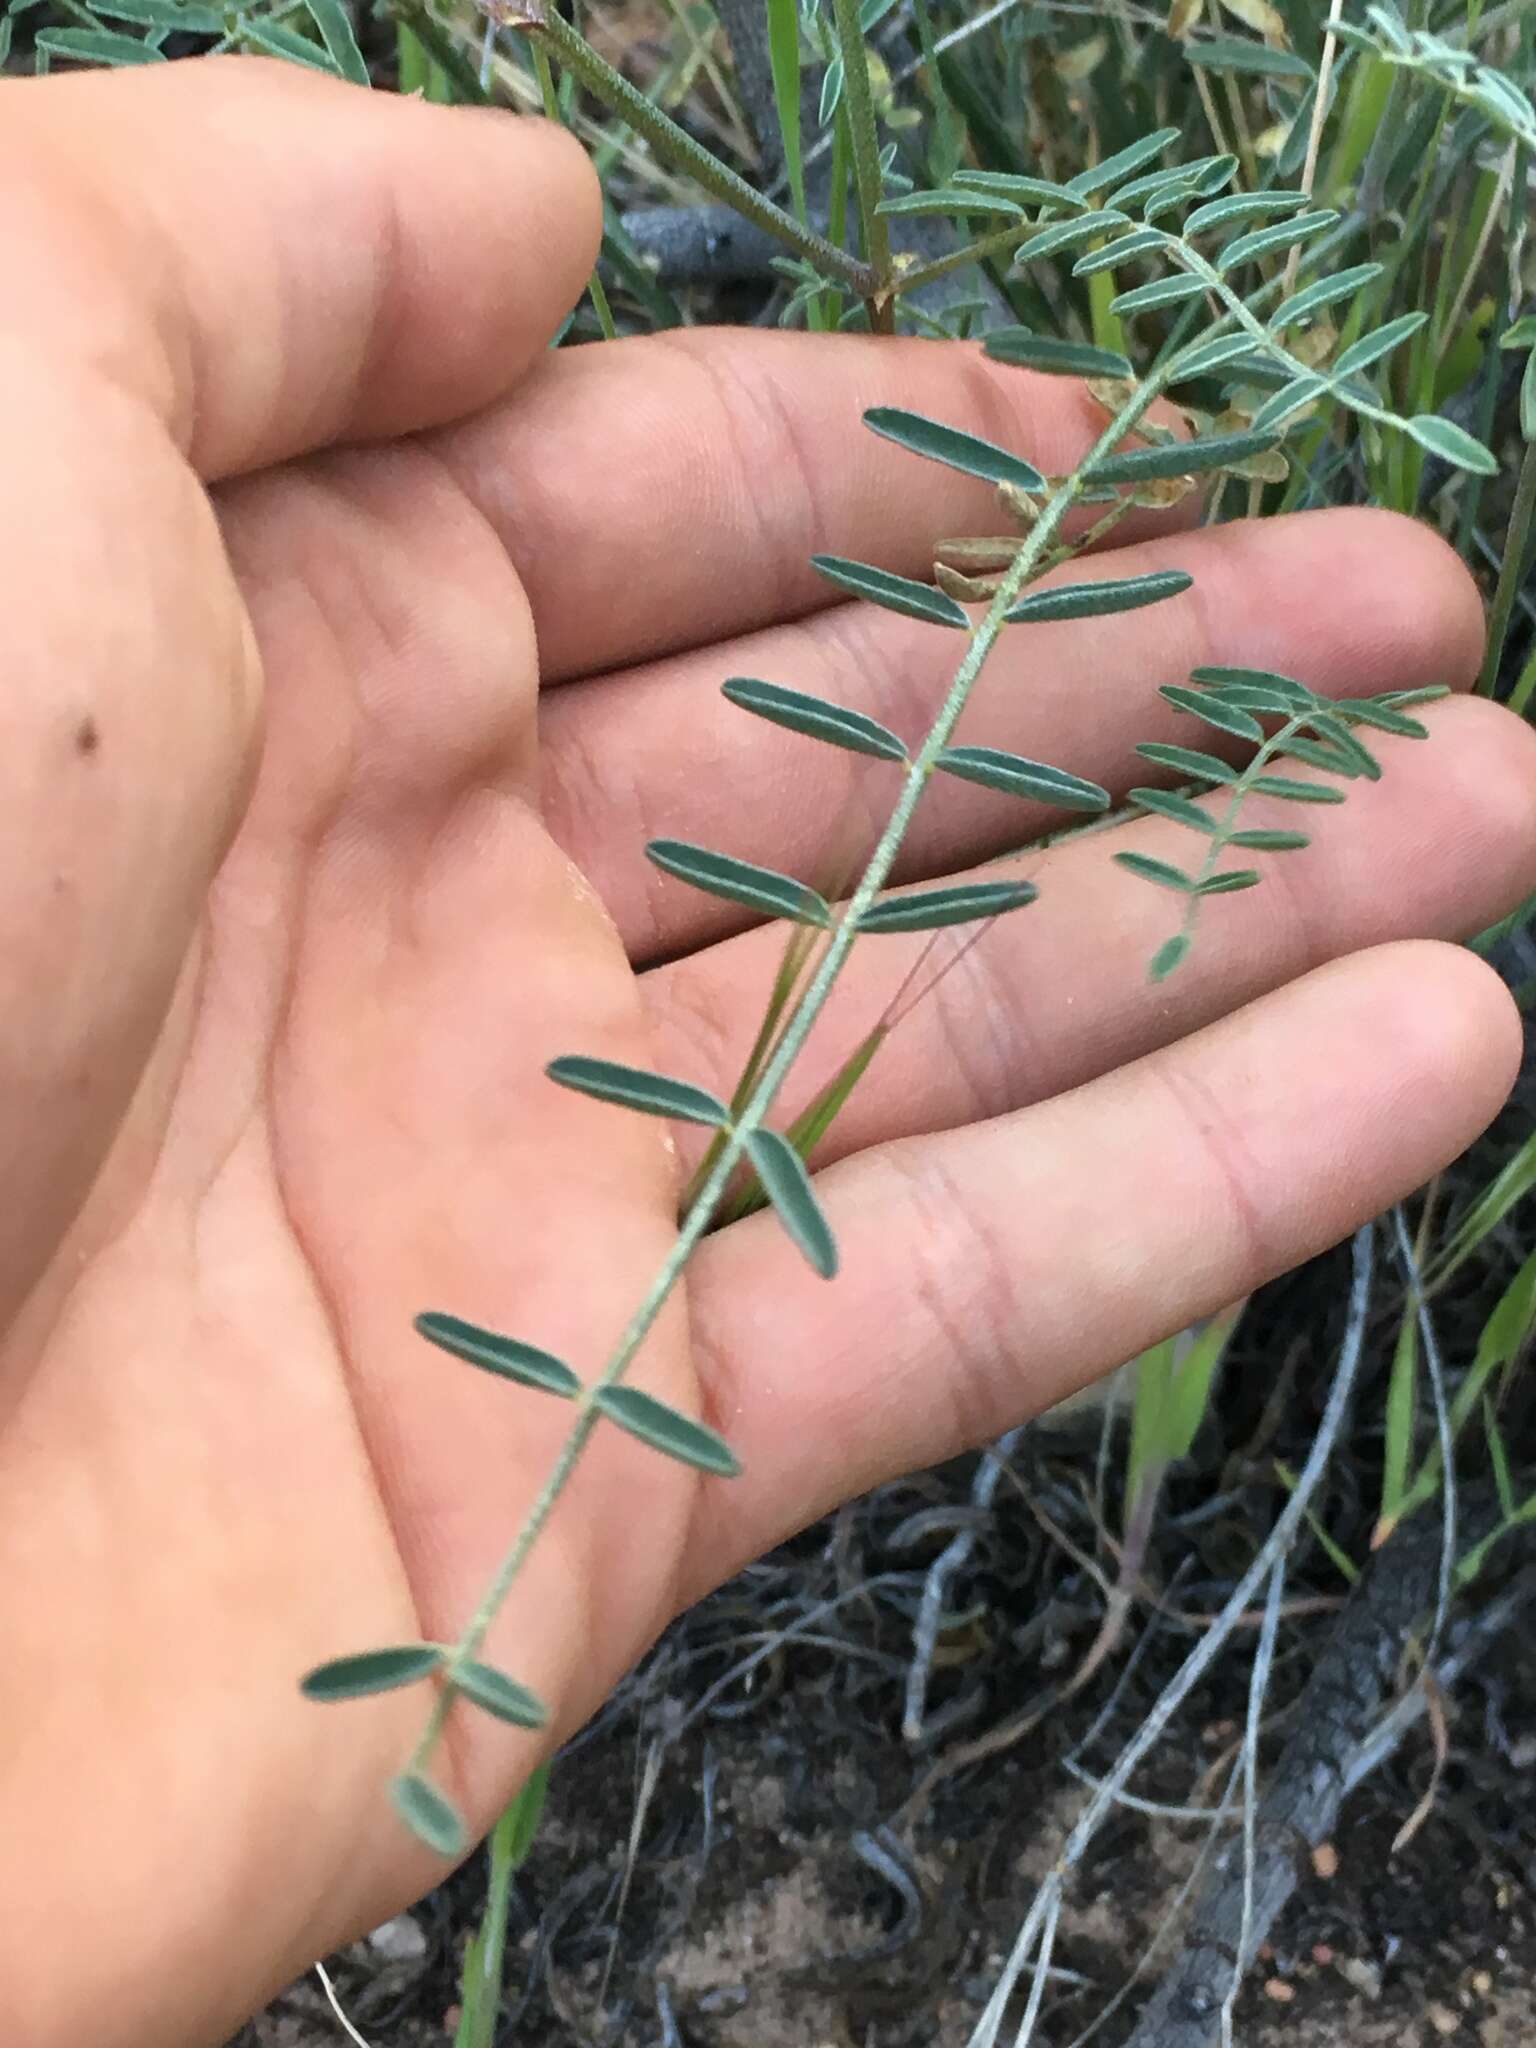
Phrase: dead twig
[{"left": 1120, "top": 1498, "right": 1529, "bottom": 2048}]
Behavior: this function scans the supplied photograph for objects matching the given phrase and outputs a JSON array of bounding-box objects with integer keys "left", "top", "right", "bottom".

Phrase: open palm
[{"left": 3, "top": 61, "right": 1533, "bottom": 2048}]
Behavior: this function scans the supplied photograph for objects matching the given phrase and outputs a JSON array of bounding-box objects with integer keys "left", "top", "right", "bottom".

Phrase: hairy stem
[
  {"left": 410, "top": 353, "right": 1187, "bottom": 1785},
  {"left": 829, "top": 0, "right": 895, "bottom": 329},
  {"left": 488, "top": 0, "right": 875, "bottom": 295},
  {"left": 894, "top": 216, "right": 1027, "bottom": 301}
]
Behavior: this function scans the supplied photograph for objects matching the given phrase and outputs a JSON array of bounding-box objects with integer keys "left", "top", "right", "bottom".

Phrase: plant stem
[
  {"left": 1285, "top": 0, "right": 1347, "bottom": 296},
  {"left": 829, "top": 0, "right": 895, "bottom": 330},
  {"left": 893, "top": 217, "right": 1026, "bottom": 300},
  {"left": 1479, "top": 430, "right": 1536, "bottom": 697},
  {"left": 410, "top": 356, "right": 1184, "bottom": 1789},
  {"left": 497, "top": 2, "right": 875, "bottom": 296}
]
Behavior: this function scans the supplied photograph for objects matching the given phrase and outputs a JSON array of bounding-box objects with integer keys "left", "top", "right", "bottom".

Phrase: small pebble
[
  {"left": 1263, "top": 1978, "right": 1295, "bottom": 2004},
  {"left": 1335, "top": 1954, "right": 1383, "bottom": 2001},
  {"left": 367, "top": 1913, "right": 427, "bottom": 1963},
  {"left": 1310, "top": 1841, "right": 1339, "bottom": 1880},
  {"left": 1429, "top": 2001, "right": 1461, "bottom": 2037}
]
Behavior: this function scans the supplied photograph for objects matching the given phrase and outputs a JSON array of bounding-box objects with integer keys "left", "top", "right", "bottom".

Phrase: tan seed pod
[
  {"left": 1129, "top": 474, "right": 1199, "bottom": 509},
  {"left": 1056, "top": 32, "right": 1107, "bottom": 80},
  {"left": 1087, "top": 375, "right": 1140, "bottom": 415},
  {"left": 997, "top": 479, "right": 1045, "bottom": 528},
  {"left": 1254, "top": 120, "right": 1294, "bottom": 159},
  {"left": 1225, "top": 447, "right": 1291, "bottom": 483},
  {"left": 1217, "top": 0, "right": 1287, "bottom": 36},
  {"left": 933, "top": 536, "right": 1025, "bottom": 573},
  {"left": 934, "top": 562, "right": 1005, "bottom": 603},
  {"left": 1292, "top": 321, "right": 1339, "bottom": 369},
  {"left": 1167, "top": 0, "right": 1205, "bottom": 34}
]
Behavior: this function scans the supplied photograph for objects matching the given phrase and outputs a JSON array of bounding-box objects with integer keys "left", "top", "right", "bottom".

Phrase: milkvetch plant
[{"left": 294, "top": 8, "right": 1499, "bottom": 1846}]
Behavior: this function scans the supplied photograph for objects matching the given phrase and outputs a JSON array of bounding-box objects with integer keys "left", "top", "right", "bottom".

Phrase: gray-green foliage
[
  {"left": 348, "top": 116, "right": 1488, "bottom": 1843},
  {"left": 16, "top": 0, "right": 1529, "bottom": 1863}
]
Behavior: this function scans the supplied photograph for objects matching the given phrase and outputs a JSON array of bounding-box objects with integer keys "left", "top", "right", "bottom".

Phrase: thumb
[
  {"left": 0, "top": 59, "right": 598, "bottom": 1327},
  {"left": 6, "top": 54, "right": 601, "bottom": 477}
]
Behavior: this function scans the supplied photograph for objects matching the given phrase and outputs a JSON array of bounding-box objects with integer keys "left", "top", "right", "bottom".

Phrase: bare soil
[{"left": 243, "top": 1514, "right": 1536, "bottom": 2047}]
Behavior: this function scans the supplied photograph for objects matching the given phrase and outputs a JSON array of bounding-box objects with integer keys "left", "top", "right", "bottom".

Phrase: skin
[{"left": 1, "top": 56, "right": 1532, "bottom": 2048}]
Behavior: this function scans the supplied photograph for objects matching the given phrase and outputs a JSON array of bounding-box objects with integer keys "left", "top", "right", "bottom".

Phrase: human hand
[{"left": 2, "top": 57, "right": 1531, "bottom": 2048}]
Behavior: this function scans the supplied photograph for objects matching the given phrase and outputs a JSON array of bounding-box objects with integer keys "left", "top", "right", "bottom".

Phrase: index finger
[{"left": 5, "top": 57, "right": 599, "bottom": 478}]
